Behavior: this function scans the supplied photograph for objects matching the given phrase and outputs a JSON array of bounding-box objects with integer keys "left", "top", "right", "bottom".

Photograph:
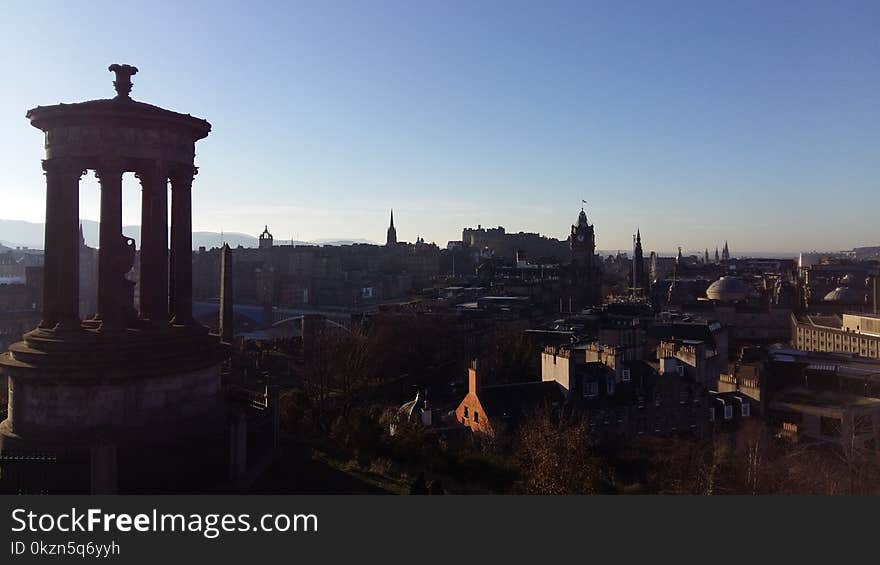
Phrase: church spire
[
  {"left": 386, "top": 208, "right": 398, "bottom": 246},
  {"left": 632, "top": 228, "right": 646, "bottom": 298}
]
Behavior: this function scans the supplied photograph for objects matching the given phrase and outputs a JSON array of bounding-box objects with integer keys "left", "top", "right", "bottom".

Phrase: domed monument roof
[
  {"left": 823, "top": 286, "right": 864, "bottom": 304},
  {"left": 706, "top": 276, "right": 749, "bottom": 302},
  {"left": 26, "top": 64, "right": 211, "bottom": 166}
]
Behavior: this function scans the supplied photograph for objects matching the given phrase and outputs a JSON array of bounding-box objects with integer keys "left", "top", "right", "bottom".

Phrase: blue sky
[{"left": 0, "top": 0, "right": 877, "bottom": 253}]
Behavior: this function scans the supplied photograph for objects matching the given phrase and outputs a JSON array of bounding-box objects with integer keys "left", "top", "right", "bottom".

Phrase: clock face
[{"left": 577, "top": 234, "right": 585, "bottom": 242}]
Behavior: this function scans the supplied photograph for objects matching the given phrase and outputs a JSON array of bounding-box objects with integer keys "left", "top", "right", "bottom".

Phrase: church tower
[
  {"left": 258, "top": 225, "right": 273, "bottom": 249},
  {"left": 386, "top": 209, "right": 397, "bottom": 247},
  {"left": 722, "top": 240, "right": 730, "bottom": 263},
  {"left": 569, "top": 206, "right": 597, "bottom": 309},
  {"left": 632, "top": 229, "right": 646, "bottom": 297}
]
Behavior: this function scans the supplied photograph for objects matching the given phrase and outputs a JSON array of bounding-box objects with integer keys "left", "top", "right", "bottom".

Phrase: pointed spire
[
  {"left": 636, "top": 228, "right": 641, "bottom": 242},
  {"left": 386, "top": 208, "right": 398, "bottom": 246}
]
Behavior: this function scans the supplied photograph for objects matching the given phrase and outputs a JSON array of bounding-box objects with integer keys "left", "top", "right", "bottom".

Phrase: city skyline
[
  {"left": 1, "top": 1, "right": 877, "bottom": 252},
  {"left": 0, "top": 215, "right": 850, "bottom": 258},
  {"left": 5, "top": 0, "right": 880, "bottom": 503}
]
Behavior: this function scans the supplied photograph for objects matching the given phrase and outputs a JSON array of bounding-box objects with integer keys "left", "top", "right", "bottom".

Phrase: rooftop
[
  {"left": 770, "top": 386, "right": 880, "bottom": 415},
  {"left": 797, "top": 314, "right": 843, "bottom": 329}
]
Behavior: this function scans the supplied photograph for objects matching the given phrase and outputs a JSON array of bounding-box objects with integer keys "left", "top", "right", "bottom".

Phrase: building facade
[{"left": 792, "top": 313, "right": 880, "bottom": 359}]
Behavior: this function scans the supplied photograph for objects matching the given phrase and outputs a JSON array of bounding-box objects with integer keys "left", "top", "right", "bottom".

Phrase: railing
[
  {"left": 0, "top": 451, "right": 57, "bottom": 463},
  {"left": 227, "top": 384, "right": 269, "bottom": 411}
]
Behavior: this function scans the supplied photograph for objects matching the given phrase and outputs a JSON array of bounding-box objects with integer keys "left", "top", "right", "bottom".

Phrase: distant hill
[
  {"left": 0, "top": 219, "right": 376, "bottom": 250},
  {"left": 312, "top": 238, "right": 377, "bottom": 246},
  {"left": 0, "top": 219, "right": 45, "bottom": 249}
]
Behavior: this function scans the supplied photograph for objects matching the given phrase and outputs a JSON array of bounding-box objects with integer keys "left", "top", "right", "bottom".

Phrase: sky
[{"left": 0, "top": 0, "right": 877, "bottom": 253}]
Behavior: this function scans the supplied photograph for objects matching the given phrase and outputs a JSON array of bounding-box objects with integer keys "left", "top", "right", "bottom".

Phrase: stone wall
[{"left": 8, "top": 364, "right": 221, "bottom": 437}]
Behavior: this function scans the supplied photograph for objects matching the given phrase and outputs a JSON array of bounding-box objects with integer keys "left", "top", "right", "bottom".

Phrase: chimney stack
[{"left": 468, "top": 359, "right": 481, "bottom": 394}]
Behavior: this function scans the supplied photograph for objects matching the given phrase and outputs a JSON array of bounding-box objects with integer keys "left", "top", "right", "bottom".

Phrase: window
[
  {"left": 724, "top": 405, "right": 733, "bottom": 420},
  {"left": 622, "top": 369, "right": 631, "bottom": 382},
  {"left": 463, "top": 407, "right": 469, "bottom": 418},
  {"left": 677, "top": 364, "right": 684, "bottom": 376},
  {"left": 709, "top": 406, "right": 715, "bottom": 422},
  {"left": 741, "top": 403, "right": 750, "bottom": 417},
  {"left": 474, "top": 411, "right": 479, "bottom": 423},
  {"left": 583, "top": 380, "right": 598, "bottom": 398},
  {"left": 654, "top": 392, "right": 662, "bottom": 407},
  {"left": 820, "top": 416, "right": 841, "bottom": 438}
]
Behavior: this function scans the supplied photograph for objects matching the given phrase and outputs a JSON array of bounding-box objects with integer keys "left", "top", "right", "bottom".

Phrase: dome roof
[
  {"left": 706, "top": 276, "right": 749, "bottom": 302},
  {"left": 823, "top": 286, "right": 864, "bottom": 304},
  {"left": 398, "top": 390, "right": 424, "bottom": 422}
]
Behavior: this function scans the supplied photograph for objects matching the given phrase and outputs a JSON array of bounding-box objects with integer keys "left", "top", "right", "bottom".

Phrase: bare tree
[{"left": 516, "top": 406, "right": 607, "bottom": 494}]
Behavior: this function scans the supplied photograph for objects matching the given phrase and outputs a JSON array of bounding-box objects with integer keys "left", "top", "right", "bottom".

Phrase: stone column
[
  {"left": 229, "top": 411, "right": 247, "bottom": 482},
  {"left": 136, "top": 161, "right": 168, "bottom": 323},
  {"left": 220, "top": 243, "right": 234, "bottom": 342},
  {"left": 89, "top": 442, "right": 118, "bottom": 494},
  {"left": 169, "top": 164, "right": 195, "bottom": 325},
  {"left": 39, "top": 159, "right": 85, "bottom": 331},
  {"left": 94, "top": 162, "right": 125, "bottom": 330}
]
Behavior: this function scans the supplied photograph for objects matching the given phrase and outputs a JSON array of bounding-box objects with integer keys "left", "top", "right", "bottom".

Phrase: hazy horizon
[
  {"left": 0, "top": 217, "right": 864, "bottom": 258},
  {"left": 1, "top": 1, "right": 877, "bottom": 252}
]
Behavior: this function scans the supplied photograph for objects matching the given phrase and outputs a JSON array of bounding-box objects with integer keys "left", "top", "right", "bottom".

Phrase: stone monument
[{"left": 0, "top": 64, "right": 228, "bottom": 493}]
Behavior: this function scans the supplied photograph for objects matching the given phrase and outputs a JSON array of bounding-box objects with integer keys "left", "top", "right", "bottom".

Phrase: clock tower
[
  {"left": 568, "top": 206, "right": 598, "bottom": 310},
  {"left": 571, "top": 208, "right": 595, "bottom": 264}
]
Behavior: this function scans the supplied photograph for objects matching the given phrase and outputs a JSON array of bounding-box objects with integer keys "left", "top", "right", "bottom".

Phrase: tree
[
  {"left": 636, "top": 435, "right": 718, "bottom": 495},
  {"left": 301, "top": 321, "right": 375, "bottom": 433},
  {"left": 480, "top": 322, "right": 535, "bottom": 385},
  {"left": 515, "top": 406, "right": 607, "bottom": 494}
]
